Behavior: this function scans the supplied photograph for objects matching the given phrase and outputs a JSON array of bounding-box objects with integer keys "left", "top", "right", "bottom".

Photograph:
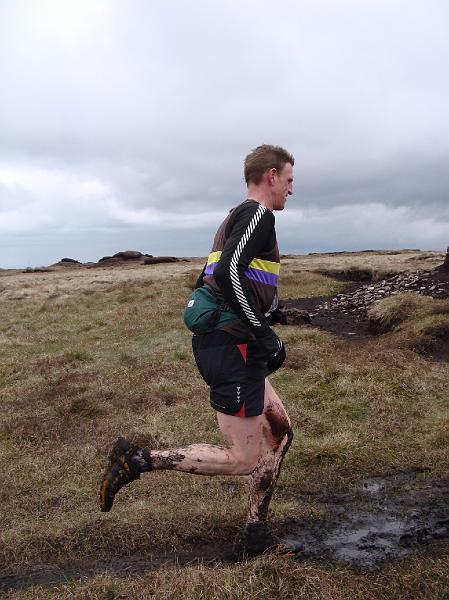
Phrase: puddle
[{"left": 282, "top": 472, "right": 449, "bottom": 567}]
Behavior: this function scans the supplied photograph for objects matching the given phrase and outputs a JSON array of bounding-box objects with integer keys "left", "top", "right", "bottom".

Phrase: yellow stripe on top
[
  {"left": 207, "top": 251, "right": 280, "bottom": 274},
  {"left": 249, "top": 258, "right": 280, "bottom": 275},
  {"left": 207, "top": 251, "right": 222, "bottom": 264}
]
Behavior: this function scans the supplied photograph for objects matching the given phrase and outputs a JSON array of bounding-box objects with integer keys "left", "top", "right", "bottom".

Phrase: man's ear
[{"left": 266, "top": 168, "right": 277, "bottom": 186}]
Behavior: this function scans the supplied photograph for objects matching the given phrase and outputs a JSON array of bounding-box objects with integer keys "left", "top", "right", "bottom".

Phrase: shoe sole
[{"left": 99, "top": 439, "right": 139, "bottom": 512}]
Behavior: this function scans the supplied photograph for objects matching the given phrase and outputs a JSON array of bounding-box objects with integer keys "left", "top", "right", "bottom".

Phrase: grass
[
  {"left": 1, "top": 251, "right": 449, "bottom": 598},
  {"left": 313, "top": 264, "right": 402, "bottom": 283},
  {"left": 4, "top": 552, "right": 449, "bottom": 599},
  {"left": 368, "top": 292, "right": 449, "bottom": 332},
  {"left": 278, "top": 270, "right": 346, "bottom": 298}
]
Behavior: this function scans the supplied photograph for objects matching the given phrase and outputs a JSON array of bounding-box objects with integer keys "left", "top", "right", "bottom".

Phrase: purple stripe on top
[
  {"left": 205, "top": 262, "right": 218, "bottom": 275},
  {"left": 244, "top": 267, "right": 278, "bottom": 286}
]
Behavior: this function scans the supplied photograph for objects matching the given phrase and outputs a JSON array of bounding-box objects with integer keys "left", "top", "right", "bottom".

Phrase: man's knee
[
  {"left": 232, "top": 452, "right": 260, "bottom": 475},
  {"left": 264, "top": 410, "right": 293, "bottom": 446}
]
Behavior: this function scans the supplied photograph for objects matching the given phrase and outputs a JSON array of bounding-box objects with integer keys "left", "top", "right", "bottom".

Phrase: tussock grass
[
  {"left": 368, "top": 293, "right": 449, "bottom": 330},
  {"left": 278, "top": 270, "right": 345, "bottom": 298},
  {"left": 1, "top": 253, "right": 449, "bottom": 598}
]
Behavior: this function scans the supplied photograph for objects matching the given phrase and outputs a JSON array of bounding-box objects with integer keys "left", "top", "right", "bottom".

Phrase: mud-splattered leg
[
  {"left": 134, "top": 411, "right": 264, "bottom": 476},
  {"left": 100, "top": 414, "right": 265, "bottom": 512},
  {"left": 247, "top": 378, "right": 293, "bottom": 523}
]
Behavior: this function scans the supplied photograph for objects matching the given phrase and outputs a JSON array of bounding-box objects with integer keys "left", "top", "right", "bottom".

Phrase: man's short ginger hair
[{"left": 244, "top": 144, "right": 294, "bottom": 185}]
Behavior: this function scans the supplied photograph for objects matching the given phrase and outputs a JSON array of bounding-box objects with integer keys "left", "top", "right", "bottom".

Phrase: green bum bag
[{"left": 183, "top": 286, "right": 239, "bottom": 334}]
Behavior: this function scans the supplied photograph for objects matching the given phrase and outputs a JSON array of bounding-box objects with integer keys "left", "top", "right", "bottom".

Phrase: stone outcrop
[
  {"left": 143, "top": 256, "right": 179, "bottom": 265},
  {"left": 48, "top": 251, "right": 184, "bottom": 268},
  {"left": 61, "top": 257, "right": 81, "bottom": 263},
  {"left": 97, "top": 251, "right": 182, "bottom": 266},
  {"left": 49, "top": 257, "right": 82, "bottom": 267},
  {"left": 98, "top": 250, "right": 153, "bottom": 263}
]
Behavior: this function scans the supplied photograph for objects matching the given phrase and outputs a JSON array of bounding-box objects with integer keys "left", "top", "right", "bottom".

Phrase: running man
[{"left": 99, "top": 144, "right": 295, "bottom": 554}]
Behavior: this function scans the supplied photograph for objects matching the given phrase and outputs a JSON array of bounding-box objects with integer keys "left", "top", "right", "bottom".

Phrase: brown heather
[{"left": 1, "top": 250, "right": 448, "bottom": 599}]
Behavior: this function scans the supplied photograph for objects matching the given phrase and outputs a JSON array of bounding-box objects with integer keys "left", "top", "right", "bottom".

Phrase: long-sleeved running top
[{"left": 197, "top": 199, "right": 280, "bottom": 340}]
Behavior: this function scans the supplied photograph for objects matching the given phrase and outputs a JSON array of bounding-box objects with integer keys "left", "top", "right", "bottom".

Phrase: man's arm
[
  {"left": 213, "top": 202, "right": 285, "bottom": 369},
  {"left": 214, "top": 202, "right": 272, "bottom": 335}
]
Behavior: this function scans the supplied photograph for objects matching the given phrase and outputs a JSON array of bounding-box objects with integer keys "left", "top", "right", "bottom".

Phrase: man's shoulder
[{"left": 230, "top": 200, "right": 275, "bottom": 223}]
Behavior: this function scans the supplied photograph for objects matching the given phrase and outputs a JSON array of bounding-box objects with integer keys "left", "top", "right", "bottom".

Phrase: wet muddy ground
[
  {"left": 0, "top": 542, "right": 235, "bottom": 593},
  {"left": 2, "top": 470, "right": 448, "bottom": 592},
  {"left": 282, "top": 469, "right": 449, "bottom": 568}
]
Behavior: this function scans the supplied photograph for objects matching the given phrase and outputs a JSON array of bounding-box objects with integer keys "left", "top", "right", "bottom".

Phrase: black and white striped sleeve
[{"left": 213, "top": 201, "right": 274, "bottom": 338}]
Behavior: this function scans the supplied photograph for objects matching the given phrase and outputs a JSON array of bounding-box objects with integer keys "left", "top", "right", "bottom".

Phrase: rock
[
  {"left": 143, "top": 256, "right": 179, "bottom": 265},
  {"left": 60, "top": 257, "right": 81, "bottom": 264},
  {"left": 112, "top": 250, "right": 146, "bottom": 260},
  {"left": 50, "top": 258, "right": 83, "bottom": 268},
  {"left": 98, "top": 250, "right": 153, "bottom": 264}
]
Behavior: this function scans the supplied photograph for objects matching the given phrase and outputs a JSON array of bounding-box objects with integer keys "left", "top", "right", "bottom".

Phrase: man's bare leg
[
  {"left": 143, "top": 412, "right": 264, "bottom": 476},
  {"left": 100, "top": 412, "right": 266, "bottom": 512},
  {"left": 100, "top": 382, "right": 292, "bottom": 525},
  {"left": 247, "top": 378, "right": 293, "bottom": 523}
]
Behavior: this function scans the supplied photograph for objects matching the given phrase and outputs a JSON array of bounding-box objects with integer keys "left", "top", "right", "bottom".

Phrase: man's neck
[{"left": 246, "top": 185, "right": 274, "bottom": 211}]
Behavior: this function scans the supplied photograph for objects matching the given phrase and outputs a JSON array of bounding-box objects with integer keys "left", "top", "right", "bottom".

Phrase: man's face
[{"left": 271, "top": 162, "right": 294, "bottom": 210}]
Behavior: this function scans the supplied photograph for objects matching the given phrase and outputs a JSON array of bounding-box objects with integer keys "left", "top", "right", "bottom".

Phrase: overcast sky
[{"left": 1, "top": 0, "right": 448, "bottom": 268}]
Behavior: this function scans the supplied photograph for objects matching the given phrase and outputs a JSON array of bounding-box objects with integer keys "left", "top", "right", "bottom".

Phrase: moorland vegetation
[{"left": 1, "top": 250, "right": 448, "bottom": 599}]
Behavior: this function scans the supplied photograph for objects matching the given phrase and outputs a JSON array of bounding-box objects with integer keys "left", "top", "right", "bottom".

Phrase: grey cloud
[
  {"left": 1, "top": 0, "right": 449, "bottom": 267},
  {"left": 299, "top": 153, "right": 449, "bottom": 213}
]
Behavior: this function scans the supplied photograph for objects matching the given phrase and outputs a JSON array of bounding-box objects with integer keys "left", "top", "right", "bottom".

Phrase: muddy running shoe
[
  {"left": 235, "top": 522, "right": 278, "bottom": 557},
  {"left": 99, "top": 437, "right": 142, "bottom": 512}
]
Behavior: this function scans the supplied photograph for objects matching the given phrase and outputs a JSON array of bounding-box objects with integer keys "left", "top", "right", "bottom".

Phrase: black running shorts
[{"left": 192, "top": 330, "right": 268, "bottom": 417}]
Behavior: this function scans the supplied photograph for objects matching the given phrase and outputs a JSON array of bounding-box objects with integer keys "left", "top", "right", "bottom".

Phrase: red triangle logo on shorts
[
  {"left": 236, "top": 343, "right": 247, "bottom": 363},
  {"left": 234, "top": 403, "right": 246, "bottom": 417}
]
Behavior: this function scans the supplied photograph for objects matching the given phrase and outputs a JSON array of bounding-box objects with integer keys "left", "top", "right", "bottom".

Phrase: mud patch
[
  {"left": 2, "top": 472, "right": 448, "bottom": 592},
  {"left": 284, "top": 286, "right": 372, "bottom": 341},
  {"left": 0, "top": 541, "right": 237, "bottom": 593},
  {"left": 282, "top": 470, "right": 449, "bottom": 567}
]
